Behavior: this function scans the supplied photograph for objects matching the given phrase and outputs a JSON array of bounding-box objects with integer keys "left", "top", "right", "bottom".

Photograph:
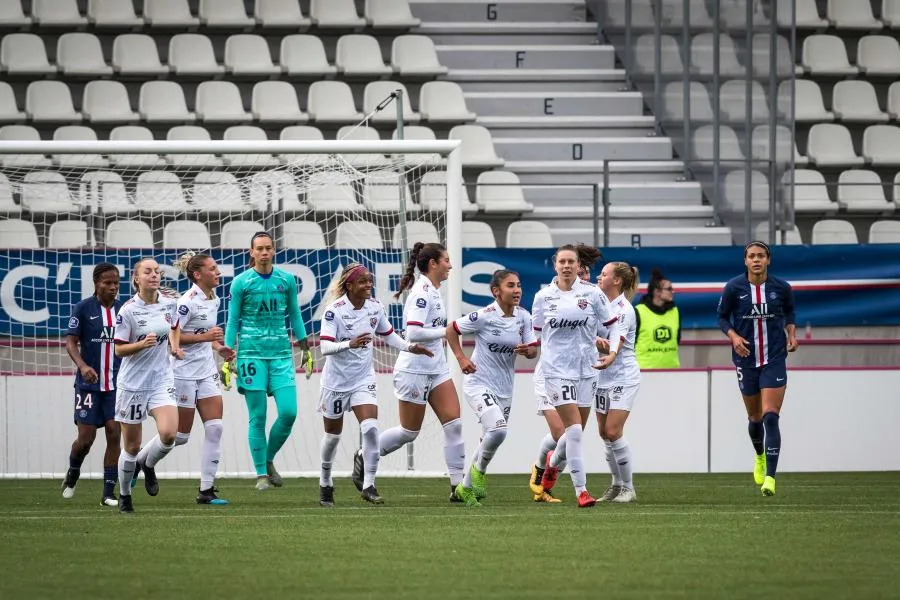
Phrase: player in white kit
[
  {"left": 113, "top": 258, "right": 184, "bottom": 513},
  {"left": 170, "top": 252, "right": 235, "bottom": 506},
  {"left": 595, "top": 261, "right": 641, "bottom": 503},
  {"left": 529, "top": 246, "right": 607, "bottom": 503},
  {"left": 378, "top": 242, "right": 467, "bottom": 502},
  {"left": 446, "top": 269, "right": 539, "bottom": 506},
  {"left": 317, "top": 263, "right": 433, "bottom": 507},
  {"left": 530, "top": 245, "right": 623, "bottom": 507}
]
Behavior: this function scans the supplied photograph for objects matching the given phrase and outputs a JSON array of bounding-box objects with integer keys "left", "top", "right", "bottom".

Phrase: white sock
[
  {"left": 564, "top": 424, "right": 586, "bottom": 494},
  {"left": 476, "top": 426, "right": 506, "bottom": 473},
  {"left": 142, "top": 436, "right": 175, "bottom": 469},
  {"left": 611, "top": 437, "right": 634, "bottom": 489},
  {"left": 200, "top": 419, "right": 222, "bottom": 491},
  {"left": 319, "top": 432, "right": 341, "bottom": 487},
  {"left": 118, "top": 450, "right": 137, "bottom": 496},
  {"left": 174, "top": 432, "right": 190, "bottom": 447},
  {"left": 605, "top": 439, "right": 622, "bottom": 485},
  {"left": 360, "top": 418, "right": 379, "bottom": 489},
  {"left": 379, "top": 426, "right": 418, "bottom": 457},
  {"left": 550, "top": 433, "right": 567, "bottom": 468},
  {"left": 442, "top": 418, "right": 465, "bottom": 486},
  {"left": 536, "top": 433, "right": 557, "bottom": 468}
]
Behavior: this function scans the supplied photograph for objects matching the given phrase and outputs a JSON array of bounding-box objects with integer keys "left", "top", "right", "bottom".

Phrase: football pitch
[{"left": 1, "top": 473, "right": 897, "bottom": 599}]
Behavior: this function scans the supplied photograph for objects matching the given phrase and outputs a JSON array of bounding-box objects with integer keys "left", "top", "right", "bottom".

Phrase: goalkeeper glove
[
  {"left": 301, "top": 349, "right": 314, "bottom": 380},
  {"left": 220, "top": 360, "right": 234, "bottom": 391}
]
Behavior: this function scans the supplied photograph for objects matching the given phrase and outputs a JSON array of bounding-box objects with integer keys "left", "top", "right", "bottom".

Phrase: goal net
[{"left": 0, "top": 134, "right": 462, "bottom": 480}]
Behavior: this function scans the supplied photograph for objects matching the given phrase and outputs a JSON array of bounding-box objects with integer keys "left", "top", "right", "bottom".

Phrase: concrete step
[
  {"left": 521, "top": 181, "right": 704, "bottom": 205},
  {"left": 410, "top": 0, "right": 586, "bottom": 23},
  {"left": 436, "top": 45, "right": 615, "bottom": 70},
  {"left": 507, "top": 159, "right": 687, "bottom": 184},
  {"left": 535, "top": 211, "right": 717, "bottom": 228},
  {"left": 465, "top": 91, "right": 644, "bottom": 117},
  {"left": 449, "top": 68, "right": 629, "bottom": 93},
  {"left": 493, "top": 136, "right": 673, "bottom": 161},
  {"left": 416, "top": 21, "right": 598, "bottom": 44},
  {"left": 544, "top": 225, "right": 734, "bottom": 247},
  {"left": 476, "top": 115, "right": 657, "bottom": 138}
]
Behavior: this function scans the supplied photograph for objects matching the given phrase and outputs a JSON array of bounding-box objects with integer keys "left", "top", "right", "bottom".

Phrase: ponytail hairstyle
[
  {"left": 323, "top": 262, "right": 369, "bottom": 306},
  {"left": 609, "top": 262, "right": 639, "bottom": 301},
  {"left": 394, "top": 242, "right": 447, "bottom": 299},
  {"left": 92, "top": 262, "right": 119, "bottom": 284},
  {"left": 248, "top": 231, "right": 274, "bottom": 269},
  {"left": 173, "top": 250, "right": 211, "bottom": 285},
  {"left": 489, "top": 269, "right": 519, "bottom": 299},
  {"left": 647, "top": 268, "right": 667, "bottom": 300},
  {"left": 553, "top": 242, "right": 603, "bottom": 269}
]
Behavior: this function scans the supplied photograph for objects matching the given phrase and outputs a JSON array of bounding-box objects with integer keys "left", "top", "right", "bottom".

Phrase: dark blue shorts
[
  {"left": 73, "top": 387, "right": 117, "bottom": 427},
  {"left": 735, "top": 361, "right": 787, "bottom": 396}
]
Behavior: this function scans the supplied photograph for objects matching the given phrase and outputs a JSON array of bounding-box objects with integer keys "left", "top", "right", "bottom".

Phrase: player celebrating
[
  {"left": 171, "top": 252, "right": 235, "bottom": 505},
  {"left": 595, "top": 261, "right": 641, "bottom": 503},
  {"left": 114, "top": 258, "right": 183, "bottom": 513},
  {"left": 378, "top": 242, "right": 466, "bottom": 502},
  {"left": 61, "top": 263, "right": 123, "bottom": 506},
  {"left": 530, "top": 244, "right": 622, "bottom": 507},
  {"left": 223, "top": 231, "right": 312, "bottom": 491},
  {"left": 717, "top": 241, "right": 797, "bottom": 496},
  {"left": 446, "top": 269, "right": 538, "bottom": 506},
  {"left": 317, "top": 263, "right": 432, "bottom": 507}
]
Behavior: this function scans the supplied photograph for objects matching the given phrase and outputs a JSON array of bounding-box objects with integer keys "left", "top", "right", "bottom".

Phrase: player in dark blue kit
[
  {"left": 717, "top": 242, "right": 798, "bottom": 497},
  {"left": 61, "top": 263, "right": 124, "bottom": 506}
]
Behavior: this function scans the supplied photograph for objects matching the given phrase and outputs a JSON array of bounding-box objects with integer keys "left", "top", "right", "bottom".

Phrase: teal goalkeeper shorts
[{"left": 235, "top": 357, "right": 296, "bottom": 395}]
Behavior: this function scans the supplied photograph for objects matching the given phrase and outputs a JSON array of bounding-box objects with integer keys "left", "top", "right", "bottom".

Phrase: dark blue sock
[
  {"left": 762, "top": 412, "right": 781, "bottom": 477},
  {"left": 103, "top": 466, "right": 117, "bottom": 498},
  {"left": 69, "top": 453, "right": 85, "bottom": 471},
  {"left": 748, "top": 420, "right": 764, "bottom": 456}
]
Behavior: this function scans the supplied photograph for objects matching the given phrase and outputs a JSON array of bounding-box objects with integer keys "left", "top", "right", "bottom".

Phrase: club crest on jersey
[
  {"left": 577, "top": 299, "right": 588, "bottom": 310},
  {"left": 416, "top": 298, "right": 427, "bottom": 308},
  {"left": 245, "top": 378, "right": 253, "bottom": 384},
  {"left": 178, "top": 305, "right": 189, "bottom": 315},
  {"left": 370, "top": 317, "right": 378, "bottom": 327},
  {"left": 277, "top": 285, "right": 285, "bottom": 292},
  {"left": 769, "top": 292, "right": 777, "bottom": 300}
]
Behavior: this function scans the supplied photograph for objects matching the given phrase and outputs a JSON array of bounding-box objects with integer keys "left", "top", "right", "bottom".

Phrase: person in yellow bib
[{"left": 634, "top": 269, "right": 681, "bottom": 369}]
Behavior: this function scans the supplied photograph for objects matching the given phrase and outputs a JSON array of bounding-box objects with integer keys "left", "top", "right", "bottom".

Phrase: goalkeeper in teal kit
[{"left": 223, "top": 231, "right": 313, "bottom": 490}]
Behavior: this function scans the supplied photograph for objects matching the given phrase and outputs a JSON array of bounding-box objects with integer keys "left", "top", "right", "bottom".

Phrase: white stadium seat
[
  {"left": 83, "top": 81, "right": 139, "bottom": 124},
  {"left": 392, "top": 125, "right": 436, "bottom": 141},
  {"left": 112, "top": 34, "right": 169, "bottom": 76},
  {"left": 52, "top": 126, "right": 108, "bottom": 169},
  {"left": 57, "top": 33, "right": 112, "bottom": 76},
  {"left": 662, "top": 81, "right": 713, "bottom": 122},
  {"left": 832, "top": 80, "right": 889, "bottom": 122},
  {"left": 144, "top": 0, "right": 199, "bottom": 27},
  {"left": 634, "top": 34, "right": 684, "bottom": 75},
  {"left": 221, "top": 221, "right": 264, "bottom": 248},
  {"left": 476, "top": 171, "right": 533, "bottom": 213},
  {"left": 811, "top": 219, "right": 858, "bottom": 244},
  {"left": 719, "top": 80, "right": 769, "bottom": 123},
  {"left": 723, "top": 169, "right": 769, "bottom": 214},
  {"left": 780, "top": 80, "right": 834, "bottom": 122},
  {"left": 887, "top": 82, "right": 900, "bottom": 119},
  {"left": 754, "top": 222, "right": 803, "bottom": 245},
  {"left": 280, "top": 35, "right": 337, "bottom": 77},
  {"left": 362, "top": 171, "right": 418, "bottom": 213},
  {"left": 391, "top": 221, "right": 440, "bottom": 249},
  {"left": 777, "top": 0, "right": 828, "bottom": 28},
  {"left": 88, "top": 0, "right": 144, "bottom": 27},
  {"left": 252, "top": 81, "right": 308, "bottom": 124},
  {"left": 506, "top": 221, "right": 553, "bottom": 248},
  {"left": 335, "top": 221, "right": 382, "bottom": 249},
  {"left": 419, "top": 81, "right": 476, "bottom": 123},
  {"left": 808, "top": 123, "right": 865, "bottom": 166},
  {"left": 222, "top": 126, "right": 280, "bottom": 168},
  {"left": 311, "top": 0, "right": 366, "bottom": 28},
  {"left": 106, "top": 220, "right": 154, "bottom": 248},
  {"left": 169, "top": 34, "right": 224, "bottom": 76},
  {"left": 461, "top": 221, "right": 496, "bottom": 248},
  {"left": 751, "top": 34, "right": 798, "bottom": 79},
  {"left": 224, "top": 35, "right": 280, "bottom": 76},
  {"left": 0, "top": 82, "right": 25, "bottom": 123},
  {"left": 282, "top": 221, "right": 326, "bottom": 250},
  {"left": 21, "top": 171, "right": 80, "bottom": 213},
  {"left": 692, "top": 125, "right": 744, "bottom": 162},
  {"left": 0, "top": 173, "right": 19, "bottom": 213},
  {"left": 785, "top": 169, "right": 837, "bottom": 214},
  {"left": 136, "top": 171, "right": 191, "bottom": 212},
  {"left": 449, "top": 125, "right": 505, "bottom": 169},
  {"left": 869, "top": 220, "right": 900, "bottom": 243},
  {"left": 279, "top": 125, "right": 327, "bottom": 165},
  {"left": 48, "top": 220, "right": 90, "bottom": 249},
  {"left": 26, "top": 81, "right": 81, "bottom": 123},
  {"left": 0, "top": 1, "right": 31, "bottom": 27},
  {"left": 392, "top": 35, "right": 448, "bottom": 77},
  {"left": 139, "top": 81, "right": 195, "bottom": 123},
  {"left": 660, "top": 0, "right": 713, "bottom": 29},
  {"left": 336, "top": 125, "right": 391, "bottom": 168},
  {"left": 366, "top": 0, "right": 421, "bottom": 29},
  {"left": 33, "top": 0, "right": 87, "bottom": 26},
  {"left": 81, "top": 171, "right": 134, "bottom": 214},
  {"left": 837, "top": 169, "right": 894, "bottom": 214},
  {"left": 0, "top": 125, "right": 51, "bottom": 168},
  {"left": 191, "top": 172, "right": 248, "bottom": 212},
  {"left": 692, "top": 34, "right": 745, "bottom": 78},
  {"left": 0, "top": 219, "right": 40, "bottom": 249},
  {"left": 857, "top": 35, "right": 900, "bottom": 75},
  {"left": 802, "top": 35, "right": 858, "bottom": 76},
  {"left": 885, "top": 0, "right": 900, "bottom": 29},
  {"left": 307, "top": 81, "right": 363, "bottom": 123},
  {"left": 827, "top": 0, "right": 882, "bottom": 30},
  {"left": 604, "top": 0, "right": 654, "bottom": 29},
  {"left": 255, "top": 0, "right": 311, "bottom": 28},
  {"left": 109, "top": 125, "right": 166, "bottom": 168},
  {"left": 199, "top": 0, "right": 255, "bottom": 27},
  {"left": 163, "top": 221, "right": 211, "bottom": 249},
  {"left": 250, "top": 170, "right": 305, "bottom": 212},
  {"left": 722, "top": 0, "right": 770, "bottom": 29},
  {"left": 336, "top": 35, "right": 393, "bottom": 77},
  {"left": 307, "top": 179, "right": 359, "bottom": 212},
  {"left": 752, "top": 125, "right": 806, "bottom": 166},
  {"left": 165, "top": 125, "right": 223, "bottom": 168},
  {"left": 1, "top": 34, "right": 56, "bottom": 75},
  {"left": 196, "top": 81, "right": 252, "bottom": 123},
  {"left": 364, "top": 81, "right": 420, "bottom": 124},
  {"left": 862, "top": 125, "right": 900, "bottom": 165},
  {"left": 417, "top": 170, "right": 475, "bottom": 213}
]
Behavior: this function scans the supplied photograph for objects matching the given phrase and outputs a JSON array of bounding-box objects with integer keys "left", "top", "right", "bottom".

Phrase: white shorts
[
  {"left": 464, "top": 383, "right": 512, "bottom": 430},
  {"left": 595, "top": 384, "right": 639, "bottom": 414},
  {"left": 319, "top": 382, "right": 378, "bottom": 420},
  {"left": 174, "top": 374, "right": 221, "bottom": 409},
  {"left": 544, "top": 377, "right": 597, "bottom": 410},
  {"left": 393, "top": 370, "right": 452, "bottom": 405},
  {"left": 115, "top": 385, "right": 176, "bottom": 424}
]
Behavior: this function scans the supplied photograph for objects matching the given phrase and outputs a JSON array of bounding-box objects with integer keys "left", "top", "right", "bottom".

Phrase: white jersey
[
  {"left": 320, "top": 295, "right": 395, "bottom": 392},
  {"left": 453, "top": 301, "right": 537, "bottom": 398},
  {"left": 597, "top": 293, "right": 641, "bottom": 387},
  {"left": 532, "top": 279, "right": 618, "bottom": 380},
  {"left": 114, "top": 294, "right": 178, "bottom": 391},
  {"left": 173, "top": 283, "right": 219, "bottom": 381},
  {"left": 394, "top": 275, "right": 448, "bottom": 375}
]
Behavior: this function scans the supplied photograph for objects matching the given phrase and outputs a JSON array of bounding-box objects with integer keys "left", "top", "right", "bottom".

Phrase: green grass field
[{"left": 1, "top": 473, "right": 898, "bottom": 599}]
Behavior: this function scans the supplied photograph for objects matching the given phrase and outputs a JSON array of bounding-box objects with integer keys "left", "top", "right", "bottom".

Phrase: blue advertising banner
[{"left": 1, "top": 245, "right": 899, "bottom": 338}]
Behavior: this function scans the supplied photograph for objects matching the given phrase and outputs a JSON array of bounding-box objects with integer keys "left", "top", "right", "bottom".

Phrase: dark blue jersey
[
  {"left": 66, "top": 296, "right": 123, "bottom": 392},
  {"left": 717, "top": 274, "right": 796, "bottom": 368}
]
